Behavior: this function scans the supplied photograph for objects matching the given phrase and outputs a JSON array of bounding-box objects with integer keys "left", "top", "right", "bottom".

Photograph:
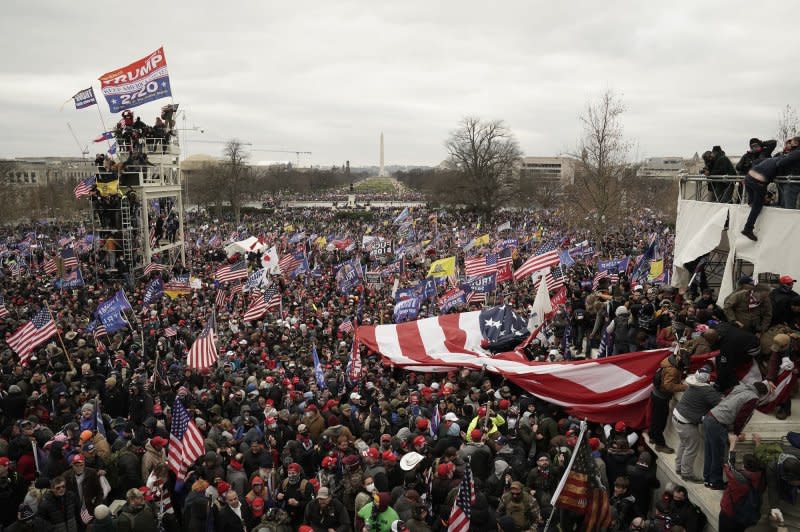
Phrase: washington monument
[{"left": 379, "top": 132, "right": 386, "bottom": 176}]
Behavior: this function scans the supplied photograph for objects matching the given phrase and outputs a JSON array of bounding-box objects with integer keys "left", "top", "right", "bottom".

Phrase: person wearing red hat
[
  {"left": 362, "top": 447, "right": 389, "bottom": 493},
  {"left": 770, "top": 275, "right": 799, "bottom": 327},
  {"left": 277, "top": 462, "right": 313, "bottom": 528},
  {"left": 458, "top": 427, "right": 493, "bottom": 481},
  {"left": 63, "top": 453, "right": 104, "bottom": 519},
  {"left": 142, "top": 436, "right": 167, "bottom": 481}
]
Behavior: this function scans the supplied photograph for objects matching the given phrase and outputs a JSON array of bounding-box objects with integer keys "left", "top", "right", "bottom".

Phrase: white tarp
[
  {"left": 224, "top": 236, "right": 265, "bottom": 257},
  {"left": 672, "top": 200, "right": 800, "bottom": 303}
]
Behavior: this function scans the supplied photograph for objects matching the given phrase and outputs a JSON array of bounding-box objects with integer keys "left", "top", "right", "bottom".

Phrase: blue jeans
[
  {"left": 743, "top": 175, "right": 768, "bottom": 232},
  {"left": 702, "top": 415, "right": 728, "bottom": 484},
  {"left": 782, "top": 182, "right": 800, "bottom": 209}
]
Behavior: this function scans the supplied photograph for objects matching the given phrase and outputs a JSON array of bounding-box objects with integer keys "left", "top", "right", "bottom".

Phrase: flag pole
[
  {"left": 45, "top": 302, "right": 75, "bottom": 372},
  {"left": 543, "top": 420, "right": 588, "bottom": 532}
]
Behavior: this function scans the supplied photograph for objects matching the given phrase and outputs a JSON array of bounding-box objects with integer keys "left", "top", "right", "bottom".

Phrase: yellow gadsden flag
[
  {"left": 427, "top": 256, "right": 456, "bottom": 278},
  {"left": 473, "top": 234, "right": 490, "bottom": 247}
]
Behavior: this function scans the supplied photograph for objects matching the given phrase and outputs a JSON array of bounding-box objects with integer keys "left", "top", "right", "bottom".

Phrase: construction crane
[
  {"left": 66, "top": 122, "right": 89, "bottom": 159},
  {"left": 190, "top": 141, "right": 312, "bottom": 167},
  {"left": 248, "top": 149, "right": 312, "bottom": 168}
]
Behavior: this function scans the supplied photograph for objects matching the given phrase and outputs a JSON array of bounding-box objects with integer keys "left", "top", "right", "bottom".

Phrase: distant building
[
  {"left": 519, "top": 156, "right": 575, "bottom": 186},
  {"left": 1, "top": 157, "right": 95, "bottom": 186},
  {"left": 636, "top": 157, "right": 689, "bottom": 180}
]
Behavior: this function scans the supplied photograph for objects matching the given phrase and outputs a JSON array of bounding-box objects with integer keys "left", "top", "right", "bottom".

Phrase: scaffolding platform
[
  {"left": 673, "top": 175, "right": 800, "bottom": 303},
  {"left": 90, "top": 135, "right": 186, "bottom": 279}
]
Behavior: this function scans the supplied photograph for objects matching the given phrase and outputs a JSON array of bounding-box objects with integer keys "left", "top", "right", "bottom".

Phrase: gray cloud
[{"left": 1, "top": 0, "right": 797, "bottom": 166}]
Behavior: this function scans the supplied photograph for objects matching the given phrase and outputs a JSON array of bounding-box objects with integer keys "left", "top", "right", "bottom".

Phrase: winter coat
[
  {"left": 63, "top": 466, "right": 104, "bottom": 514},
  {"left": 116, "top": 502, "right": 157, "bottom": 532},
  {"left": 140, "top": 442, "right": 164, "bottom": 481},
  {"left": 653, "top": 355, "right": 687, "bottom": 399},
  {"left": 723, "top": 289, "right": 772, "bottom": 333},
  {"left": 37, "top": 490, "right": 79, "bottom": 532}
]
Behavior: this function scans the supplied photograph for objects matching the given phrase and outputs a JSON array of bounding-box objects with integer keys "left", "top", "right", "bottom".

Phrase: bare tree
[
  {"left": 777, "top": 104, "right": 799, "bottom": 143},
  {"left": 565, "top": 90, "right": 631, "bottom": 236},
  {"left": 444, "top": 117, "right": 523, "bottom": 217},
  {"left": 221, "top": 139, "right": 251, "bottom": 224}
]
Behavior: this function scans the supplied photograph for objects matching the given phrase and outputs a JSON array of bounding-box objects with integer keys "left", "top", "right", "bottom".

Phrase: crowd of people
[{"left": 0, "top": 195, "right": 799, "bottom": 532}]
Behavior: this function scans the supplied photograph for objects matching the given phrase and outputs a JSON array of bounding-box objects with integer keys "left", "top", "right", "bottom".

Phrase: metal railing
[
  {"left": 679, "top": 175, "right": 800, "bottom": 207},
  {"left": 116, "top": 135, "right": 180, "bottom": 156}
]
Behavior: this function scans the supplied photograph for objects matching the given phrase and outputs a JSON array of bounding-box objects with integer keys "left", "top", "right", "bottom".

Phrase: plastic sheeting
[{"left": 672, "top": 200, "right": 800, "bottom": 302}]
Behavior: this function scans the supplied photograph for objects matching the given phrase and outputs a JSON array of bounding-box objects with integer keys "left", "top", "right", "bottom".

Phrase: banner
[
  {"left": 427, "top": 256, "right": 456, "bottom": 278},
  {"left": 96, "top": 290, "right": 132, "bottom": 333},
  {"left": 439, "top": 287, "right": 468, "bottom": 313},
  {"left": 98, "top": 47, "right": 172, "bottom": 113},
  {"left": 334, "top": 258, "right": 363, "bottom": 294},
  {"left": 463, "top": 272, "right": 497, "bottom": 294},
  {"left": 393, "top": 296, "right": 422, "bottom": 323},
  {"left": 55, "top": 268, "right": 84, "bottom": 289}
]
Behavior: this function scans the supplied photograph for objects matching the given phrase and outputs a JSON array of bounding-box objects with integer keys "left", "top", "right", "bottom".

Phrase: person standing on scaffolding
[{"left": 741, "top": 136, "right": 800, "bottom": 241}]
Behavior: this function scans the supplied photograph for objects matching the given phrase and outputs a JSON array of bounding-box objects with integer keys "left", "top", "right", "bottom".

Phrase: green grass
[{"left": 352, "top": 177, "right": 399, "bottom": 193}]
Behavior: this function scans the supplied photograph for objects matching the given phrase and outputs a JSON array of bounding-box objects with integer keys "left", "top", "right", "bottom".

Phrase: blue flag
[
  {"left": 96, "top": 289, "right": 132, "bottom": 333},
  {"left": 55, "top": 268, "right": 84, "bottom": 289},
  {"left": 143, "top": 278, "right": 164, "bottom": 305},
  {"left": 478, "top": 305, "right": 530, "bottom": 353},
  {"left": 334, "top": 258, "right": 363, "bottom": 294},
  {"left": 393, "top": 296, "right": 422, "bottom": 323},
  {"left": 312, "top": 345, "right": 327, "bottom": 390},
  {"left": 463, "top": 272, "right": 497, "bottom": 294}
]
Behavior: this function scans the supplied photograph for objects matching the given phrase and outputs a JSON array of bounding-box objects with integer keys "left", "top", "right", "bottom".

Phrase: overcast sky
[{"left": 1, "top": 1, "right": 797, "bottom": 167}]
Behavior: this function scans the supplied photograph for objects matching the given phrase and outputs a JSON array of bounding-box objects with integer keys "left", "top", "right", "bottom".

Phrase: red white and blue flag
[
  {"left": 448, "top": 460, "right": 475, "bottom": 532},
  {"left": 187, "top": 313, "right": 218, "bottom": 371},
  {"left": 98, "top": 47, "right": 172, "bottom": 113},
  {"left": 0, "top": 295, "right": 10, "bottom": 319},
  {"left": 215, "top": 260, "right": 248, "bottom": 283},
  {"left": 167, "top": 398, "right": 204, "bottom": 485},
  {"left": 464, "top": 253, "right": 497, "bottom": 278},
  {"left": 7, "top": 308, "right": 57, "bottom": 365},
  {"left": 358, "top": 308, "right": 694, "bottom": 429},
  {"left": 73, "top": 176, "right": 95, "bottom": 199},
  {"left": 514, "top": 241, "right": 560, "bottom": 281}
]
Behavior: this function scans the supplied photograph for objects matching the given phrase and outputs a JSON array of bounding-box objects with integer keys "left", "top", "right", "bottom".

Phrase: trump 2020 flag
[
  {"left": 98, "top": 47, "right": 172, "bottom": 113},
  {"left": 394, "top": 296, "right": 422, "bottom": 323},
  {"left": 96, "top": 290, "right": 132, "bottom": 333}
]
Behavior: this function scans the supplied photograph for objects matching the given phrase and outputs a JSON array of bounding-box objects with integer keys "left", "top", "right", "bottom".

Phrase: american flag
[
  {"left": 278, "top": 252, "right": 303, "bottom": 275},
  {"left": 61, "top": 247, "right": 78, "bottom": 270},
  {"left": 164, "top": 326, "right": 177, "bottom": 337},
  {"left": 230, "top": 283, "right": 243, "bottom": 297},
  {"left": 187, "top": 314, "right": 218, "bottom": 371},
  {"left": 496, "top": 247, "right": 514, "bottom": 270},
  {"left": 448, "top": 459, "right": 476, "bottom": 532},
  {"left": 214, "top": 289, "right": 227, "bottom": 310},
  {"left": 80, "top": 505, "right": 93, "bottom": 524},
  {"left": 359, "top": 313, "right": 682, "bottom": 429},
  {"left": 242, "top": 287, "right": 280, "bottom": 322},
  {"left": 144, "top": 262, "right": 168, "bottom": 276},
  {"left": 592, "top": 270, "right": 609, "bottom": 291},
  {"left": 73, "top": 176, "right": 95, "bottom": 199},
  {"left": 215, "top": 260, "right": 248, "bottom": 283},
  {"left": 167, "top": 398, "right": 205, "bottom": 484},
  {"left": 514, "top": 241, "right": 560, "bottom": 281},
  {"left": 536, "top": 265, "right": 566, "bottom": 292},
  {"left": 93, "top": 323, "right": 107, "bottom": 340},
  {"left": 43, "top": 258, "right": 57, "bottom": 275},
  {"left": 7, "top": 308, "right": 57, "bottom": 365},
  {"left": 466, "top": 291, "right": 486, "bottom": 305},
  {"left": 0, "top": 295, "right": 9, "bottom": 319},
  {"left": 338, "top": 319, "right": 354, "bottom": 334},
  {"left": 464, "top": 253, "right": 498, "bottom": 278}
]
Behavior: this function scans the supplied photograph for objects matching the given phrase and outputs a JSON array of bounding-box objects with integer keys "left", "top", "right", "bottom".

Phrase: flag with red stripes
[
  {"left": 514, "top": 241, "right": 560, "bottom": 281},
  {"left": 144, "top": 261, "right": 168, "bottom": 276},
  {"left": 447, "top": 459, "right": 475, "bottom": 532},
  {"left": 167, "top": 398, "right": 205, "bottom": 484},
  {"left": 357, "top": 310, "right": 684, "bottom": 429},
  {"left": 215, "top": 260, "right": 248, "bottom": 283},
  {"left": 242, "top": 287, "right": 280, "bottom": 322},
  {"left": 0, "top": 295, "right": 9, "bottom": 319},
  {"left": 164, "top": 326, "right": 177, "bottom": 337},
  {"left": 60, "top": 247, "right": 78, "bottom": 270},
  {"left": 43, "top": 258, "right": 57, "bottom": 275},
  {"left": 186, "top": 314, "right": 218, "bottom": 371},
  {"left": 464, "top": 253, "right": 497, "bottom": 278},
  {"left": 7, "top": 308, "right": 57, "bottom": 365},
  {"left": 592, "top": 270, "right": 609, "bottom": 290},
  {"left": 338, "top": 319, "right": 354, "bottom": 334},
  {"left": 215, "top": 288, "right": 227, "bottom": 310}
]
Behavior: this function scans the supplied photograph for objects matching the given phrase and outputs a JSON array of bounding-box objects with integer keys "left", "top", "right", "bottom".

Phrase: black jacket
[
  {"left": 216, "top": 503, "right": 254, "bottom": 532},
  {"left": 303, "top": 498, "right": 351, "bottom": 532},
  {"left": 751, "top": 148, "right": 800, "bottom": 182},
  {"left": 37, "top": 490, "right": 79, "bottom": 532}
]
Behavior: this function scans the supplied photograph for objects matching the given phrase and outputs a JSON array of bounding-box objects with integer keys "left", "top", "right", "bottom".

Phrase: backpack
[{"left": 726, "top": 469, "right": 761, "bottom": 527}]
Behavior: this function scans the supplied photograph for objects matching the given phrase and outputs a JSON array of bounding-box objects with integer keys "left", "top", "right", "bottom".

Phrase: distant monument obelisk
[{"left": 379, "top": 132, "right": 386, "bottom": 176}]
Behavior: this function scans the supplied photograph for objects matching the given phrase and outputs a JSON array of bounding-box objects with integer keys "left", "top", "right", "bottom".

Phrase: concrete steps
[{"left": 649, "top": 395, "right": 800, "bottom": 531}]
